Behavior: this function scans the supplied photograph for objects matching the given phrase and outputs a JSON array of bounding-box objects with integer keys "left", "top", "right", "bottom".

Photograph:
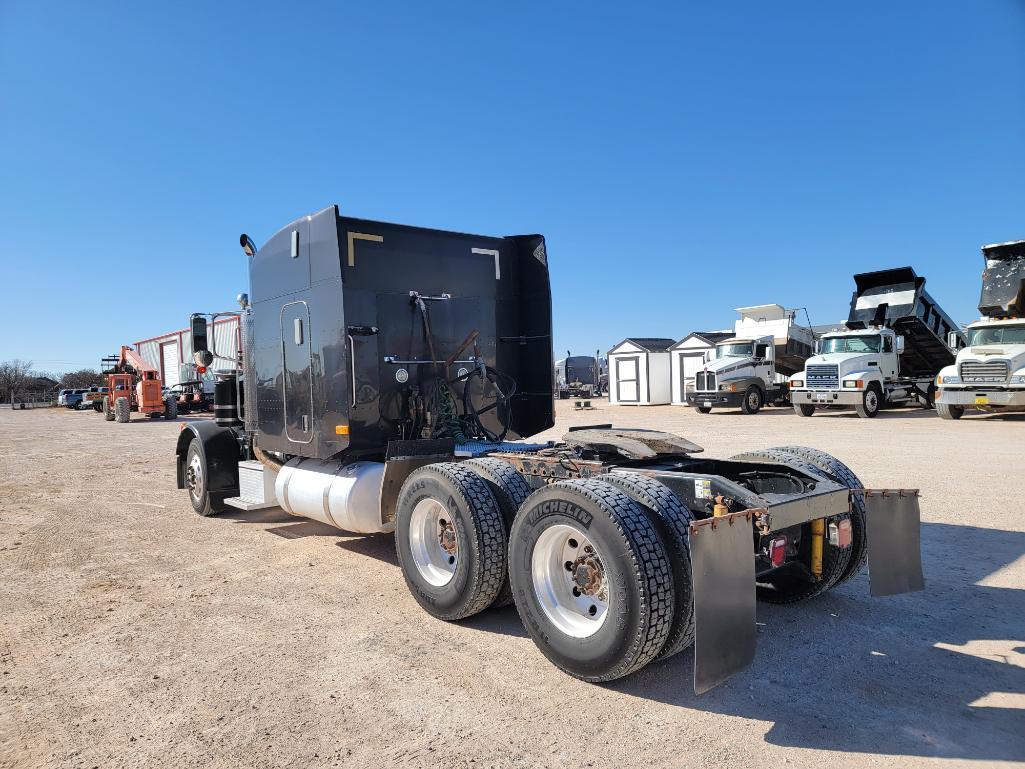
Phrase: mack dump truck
[
  {"left": 686, "top": 305, "right": 814, "bottom": 414},
  {"left": 790, "top": 267, "right": 963, "bottom": 418},
  {"left": 936, "top": 240, "right": 1025, "bottom": 418},
  {"left": 174, "top": 206, "right": 923, "bottom": 693}
]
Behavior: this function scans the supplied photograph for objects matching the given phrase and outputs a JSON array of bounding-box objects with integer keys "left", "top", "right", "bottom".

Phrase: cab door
[{"left": 281, "top": 301, "right": 313, "bottom": 444}]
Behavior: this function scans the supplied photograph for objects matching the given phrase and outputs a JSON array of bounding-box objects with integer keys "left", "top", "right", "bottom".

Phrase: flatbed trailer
[{"left": 174, "top": 206, "right": 924, "bottom": 692}]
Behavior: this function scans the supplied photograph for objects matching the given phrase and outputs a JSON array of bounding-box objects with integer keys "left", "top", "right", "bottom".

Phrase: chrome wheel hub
[
  {"left": 532, "top": 524, "right": 609, "bottom": 638},
  {"left": 186, "top": 454, "right": 203, "bottom": 501},
  {"left": 409, "top": 498, "right": 458, "bottom": 587}
]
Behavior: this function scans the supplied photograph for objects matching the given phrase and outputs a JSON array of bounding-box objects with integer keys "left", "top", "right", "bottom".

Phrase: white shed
[
  {"left": 607, "top": 338, "right": 675, "bottom": 405},
  {"left": 670, "top": 330, "right": 734, "bottom": 405},
  {"left": 134, "top": 315, "right": 240, "bottom": 387}
]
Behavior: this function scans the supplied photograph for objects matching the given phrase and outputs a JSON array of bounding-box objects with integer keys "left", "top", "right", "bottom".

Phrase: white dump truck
[
  {"left": 790, "top": 267, "right": 963, "bottom": 418},
  {"left": 936, "top": 241, "right": 1025, "bottom": 419},
  {"left": 686, "top": 305, "right": 814, "bottom": 414}
]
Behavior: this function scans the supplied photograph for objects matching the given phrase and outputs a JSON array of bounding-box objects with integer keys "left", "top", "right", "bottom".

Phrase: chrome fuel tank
[{"left": 274, "top": 458, "right": 390, "bottom": 534}]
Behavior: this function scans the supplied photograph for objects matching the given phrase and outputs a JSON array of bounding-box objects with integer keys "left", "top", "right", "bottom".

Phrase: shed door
[
  {"left": 161, "top": 341, "right": 180, "bottom": 387},
  {"left": 678, "top": 351, "right": 705, "bottom": 396},
  {"left": 616, "top": 356, "right": 640, "bottom": 402},
  {"left": 281, "top": 301, "right": 314, "bottom": 444}
]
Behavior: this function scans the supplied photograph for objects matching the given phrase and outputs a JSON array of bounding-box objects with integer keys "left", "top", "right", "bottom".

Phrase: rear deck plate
[
  {"left": 866, "top": 492, "right": 924, "bottom": 596},
  {"left": 690, "top": 514, "right": 756, "bottom": 694}
]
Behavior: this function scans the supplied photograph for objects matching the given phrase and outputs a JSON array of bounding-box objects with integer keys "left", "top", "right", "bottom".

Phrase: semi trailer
[
  {"left": 174, "top": 205, "right": 924, "bottom": 692},
  {"left": 686, "top": 305, "right": 814, "bottom": 414},
  {"left": 936, "top": 240, "right": 1025, "bottom": 418},
  {"left": 790, "top": 267, "right": 963, "bottom": 418}
]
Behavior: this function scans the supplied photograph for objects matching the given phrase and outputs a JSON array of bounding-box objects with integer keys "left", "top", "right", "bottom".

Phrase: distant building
[
  {"left": 607, "top": 338, "right": 676, "bottom": 405},
  {"left": 133, "top": 316, "right": 240, "bottom": 387}
]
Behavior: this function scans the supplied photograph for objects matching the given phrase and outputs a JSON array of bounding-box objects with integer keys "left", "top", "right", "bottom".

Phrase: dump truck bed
[
  {"left": 847, "top": 267, "right": 959, "bottom": 378},
  {"left": 979, "top": 240, "right": 1025, "bottom": 317}
]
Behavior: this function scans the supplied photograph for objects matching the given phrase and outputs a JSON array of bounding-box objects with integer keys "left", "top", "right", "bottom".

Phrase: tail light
[
  {"left": 768, "top": 536, "right": 787, "bottom": 568},
  {"left": 829, "top": 519, "right": 853, "bottom": 548}
]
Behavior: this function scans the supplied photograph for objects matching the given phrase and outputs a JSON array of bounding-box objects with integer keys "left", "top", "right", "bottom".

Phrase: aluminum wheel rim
[
  {"left": 866, "top": 390, "right": 878, "bottom": 411},
  {"left": 186, "top": 454, "right": 203, "bottom": 502},
  {"left": 408, "top": 498, "right": 458, "bottom": 587},
  {"left": 531, "top": 524, "right": 609, "bottom": 638},
  {"left": 748, "top": 391, "right": 760, "bottom": 409}
]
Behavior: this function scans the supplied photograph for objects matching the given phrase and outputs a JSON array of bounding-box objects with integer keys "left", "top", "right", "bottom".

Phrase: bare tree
[
  {"left": 59, "top": 368, "right": 105, "bottom": 390},
  {"left": 0, "top": 359, "right": 34, "bottom": 404}
]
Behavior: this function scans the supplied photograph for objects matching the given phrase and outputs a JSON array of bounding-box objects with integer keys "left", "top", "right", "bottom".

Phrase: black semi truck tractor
[{"left": 176, "top": 205, "right": 925, "bottom": 693}]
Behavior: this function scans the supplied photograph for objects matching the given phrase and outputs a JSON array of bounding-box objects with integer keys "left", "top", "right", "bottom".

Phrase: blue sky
[{"left": 1, "top": 2, "right": 1023, "bottom": 373}]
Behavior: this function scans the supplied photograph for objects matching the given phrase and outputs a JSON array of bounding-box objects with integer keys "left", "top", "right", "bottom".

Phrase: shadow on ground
[
  {"left": 608, "top": 521, "right": 1025, "bottom": 762},
  {"left": 211, "top": 502, "right": 1024, "bottom": 761}
]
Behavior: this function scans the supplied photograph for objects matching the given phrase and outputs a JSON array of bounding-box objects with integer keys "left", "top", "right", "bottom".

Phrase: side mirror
[
  {"left": 946, "top": 331, "right": 960, "bottom": 350},
  {"left": 896, "top": 335, "right": 906, "bottom": 354},
  {"left": 191, "top": 315, "right": 213, "bottom": 367},
  {"left": 813, "top": 340, "right": 820, "bottom": 354}
]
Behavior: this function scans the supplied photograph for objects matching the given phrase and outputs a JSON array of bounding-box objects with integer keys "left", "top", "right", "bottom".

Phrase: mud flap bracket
[
  {"left": 689, "top": 510, "right": 758, "bottom": 694},
  {"left": 862, "top": 489, "right": 924, "bottom": 597}
]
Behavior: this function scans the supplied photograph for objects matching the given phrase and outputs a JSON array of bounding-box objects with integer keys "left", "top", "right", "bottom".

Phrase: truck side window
[
  {"left": 755, "top": 344, "right": 768, "bottom": 359},
  {"left": 883, "top": 337, "right": 893, "bottom": 353}
]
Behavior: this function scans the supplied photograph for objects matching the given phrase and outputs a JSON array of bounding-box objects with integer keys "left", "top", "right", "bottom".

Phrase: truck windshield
[
  {"left": 820, "top": 335, "right": 881, "bottom": 353},
  {"left": 966, "top": 325, "right": 1025, "bottom": 345},
  {"left": 716, "top": 343, "right": 753, "bottom": 358}
]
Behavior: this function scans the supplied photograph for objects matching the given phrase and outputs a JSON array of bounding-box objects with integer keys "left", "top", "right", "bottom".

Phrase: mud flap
[
  {"left": 689, "top": 512, "right": 757, "bottom": 694},
  {"left": 864, "top": 491, "right": 925, "bottom": 597}
]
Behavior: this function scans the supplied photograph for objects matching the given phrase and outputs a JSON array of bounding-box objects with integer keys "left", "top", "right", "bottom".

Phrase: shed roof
[
  {"left": 610, "top": 337, "right": 676, "bottom": 353},
  {"left": 681, "top": 330, "right": 734, "bottom": 346}
]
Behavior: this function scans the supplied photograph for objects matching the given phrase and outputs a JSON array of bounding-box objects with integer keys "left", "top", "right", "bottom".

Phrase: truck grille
[
  {"left": 806, "top": 364, "right": 839, "bottom": 389},
  {"left": 695, "top": 371, "right": 716, "bottom": 391},
  {"left": 959, "top": 360, "right": 1009, "bottom": 383}
]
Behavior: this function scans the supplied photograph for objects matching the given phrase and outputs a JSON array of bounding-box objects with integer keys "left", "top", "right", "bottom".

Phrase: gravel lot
[{"left": 1, "top": 401, "right": 1023, "bottom": 769}]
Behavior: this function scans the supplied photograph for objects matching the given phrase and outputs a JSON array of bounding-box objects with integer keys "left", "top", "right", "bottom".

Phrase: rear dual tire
[
  {"left": 508, "top": 479, "right": 676, "bottom": 682},
  {"left": 395, "top": 463, "right": 507, "bottom": 621},
  {"left": 462, "top": 457, "right": 532, "bottom": 608},
  {"left": 729, "top": 446, "right": 867, "bottom": 601},
  {"left": 394, "top": 465, "right": 694, "bottom": 681}
]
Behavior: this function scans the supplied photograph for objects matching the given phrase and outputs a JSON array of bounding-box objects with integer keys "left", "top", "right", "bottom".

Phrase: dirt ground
[{"left": 1, "top": 401, "right": 1023, "bottom": 769}]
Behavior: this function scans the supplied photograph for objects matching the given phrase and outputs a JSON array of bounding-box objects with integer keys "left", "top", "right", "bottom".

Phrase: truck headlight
[
  {"left": 842, "top": 380, "right": 863, "bottom": 389},
  {"left": 790, "top": 379, "right": 804, "bottom": 388},
  {"left": 720, "top": 383, "right": 738, "bottom": 392},
  {"left": 938, "top": 375, "right": 961, "bottom": 385},
  {"left": 1011, "top": 375, "right": 1025, "bottom": 385}
]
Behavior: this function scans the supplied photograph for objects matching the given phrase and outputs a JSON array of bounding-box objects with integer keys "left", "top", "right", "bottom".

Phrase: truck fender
[
  {"left": 175, "top": 420, "right": 242, "bottom": 494},
  {"left": 936, "top": 363, "right": 957, "bottom": 382}
]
